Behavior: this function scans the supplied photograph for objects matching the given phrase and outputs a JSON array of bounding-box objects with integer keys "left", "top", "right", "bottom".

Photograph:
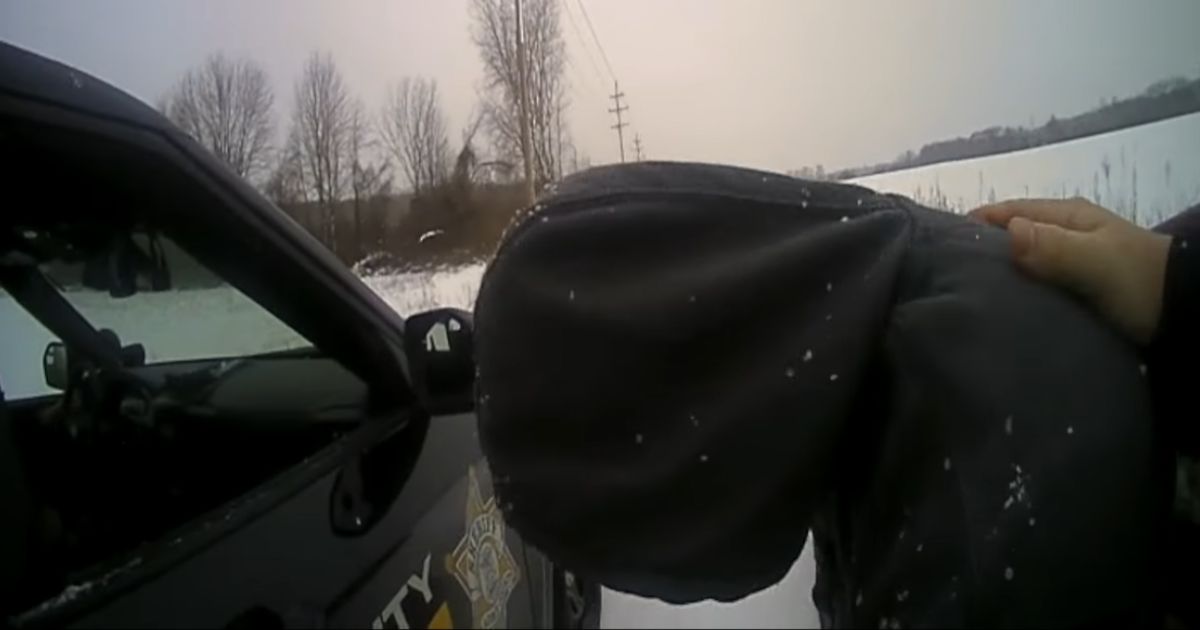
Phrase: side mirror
[
  {"left": 403, "top": 308, "right": 475, "bottom": 414},
  {"left": 43, "top": 342, "right": 69, "bottom": 391},
  {"left": 41, "top": 335, "right": 144, "bottom": 392}
]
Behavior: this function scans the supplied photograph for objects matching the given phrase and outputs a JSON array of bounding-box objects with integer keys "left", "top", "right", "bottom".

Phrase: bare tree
[
  {"left": 264, "top": 127, "right": 308, "bottom": 207},
  {"left": 348, "top": 102, "right": 391, "bottom": 260},
  {"left": 290, "top": 51, "right": 354, "bottom": 249},
  {"left": 163, "top": 53, "right": 275, "bottom": 181},
  {"left": 452, "top": 111, "right": 485, "bottom": 191},
  {"left": 380, "top": 77, "right": 451, "bottom": 196},
  {"left": 469, "top": 0, "right": 570, "bottom": 185}
]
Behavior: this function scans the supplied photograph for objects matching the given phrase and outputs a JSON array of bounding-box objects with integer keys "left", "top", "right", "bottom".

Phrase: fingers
[
  {"left": 970, "top": 196, "right": 1168, "bottom": 346},
  {"left": 1007, "top": 216, "right": 1102, "bottom": 298},
  {"left": 970, "top": 198, "right": 1107, "bottom": 232}
]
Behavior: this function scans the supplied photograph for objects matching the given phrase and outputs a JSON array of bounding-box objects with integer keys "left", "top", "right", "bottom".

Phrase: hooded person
[{"left": 473, "top": 162, "right": 1171, "bottom": 627}]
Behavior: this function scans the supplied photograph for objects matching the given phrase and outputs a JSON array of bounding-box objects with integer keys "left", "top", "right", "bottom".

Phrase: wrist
[{"left": 1133, "top": 231, "right": 1172, "bottom": 345}]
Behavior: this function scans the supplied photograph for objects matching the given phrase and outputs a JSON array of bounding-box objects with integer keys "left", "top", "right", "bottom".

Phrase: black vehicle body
[{"left": 0, "top": 42, "right": 596, "bottom": 628}]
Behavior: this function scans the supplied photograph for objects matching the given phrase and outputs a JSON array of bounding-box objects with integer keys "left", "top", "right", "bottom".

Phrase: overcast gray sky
[{"left": 2, "top": 1, "right": 1198, "bottom": 172}]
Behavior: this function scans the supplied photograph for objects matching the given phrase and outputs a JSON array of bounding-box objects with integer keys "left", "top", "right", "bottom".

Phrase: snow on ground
[
  {"left": 852, "top": 111, "right": 1200, "bottom": 224},
  {"left": 360, "top": 264, "right": 485, "bottom": 314},
  {"left": 600, "top": 535, "right": 820, "bottom": 629}
]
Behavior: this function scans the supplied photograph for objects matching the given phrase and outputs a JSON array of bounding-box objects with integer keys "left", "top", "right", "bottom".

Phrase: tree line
[
  {"left": 156, "top": 0, "right": 578, "bottom": 264},
  {"left": 792, "top": 75, "right": 1200, "bottom": 182}
]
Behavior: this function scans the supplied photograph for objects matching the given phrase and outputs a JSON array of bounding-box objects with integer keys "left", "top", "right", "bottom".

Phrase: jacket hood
[
  {"left": 474, "top": 162, "right": 1159, "bottom": 624},
  {"left": 476, "top": 163, "right": 905, "bottom": 597}
]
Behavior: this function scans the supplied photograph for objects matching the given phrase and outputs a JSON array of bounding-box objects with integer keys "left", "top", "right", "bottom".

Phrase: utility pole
[
  {"left": 515, "top": 0, "right": 536, "bottom": 203},
  {"left": 608, "top": 80, "right": 628, "bottom": 163},
  {"left": 633, "top": 133, "right": 644, "bottom": 161}
]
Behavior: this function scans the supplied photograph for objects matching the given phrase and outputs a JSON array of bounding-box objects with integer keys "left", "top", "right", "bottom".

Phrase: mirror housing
[
  {"left": 43, "top": 332, "right": 144, "bottom": 392},
  {"left": 43, "top": 341, "right": 69, "bottom": 391},
  {"left": 403, "top": 308, "right": 475, "bottom": 414}
]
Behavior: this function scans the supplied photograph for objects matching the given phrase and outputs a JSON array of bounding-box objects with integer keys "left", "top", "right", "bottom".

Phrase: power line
[
  {"left": 558, "top": 41, "right": 610, "bottom": 131},
  {"left": 562, "top": 54, "right": 601, "bottom": 105},
  {"left": 559, "top": 18, "right": 606, "bottom": 108},
  {"left": 609, "top": 80, "right": 628, "bottom": 162},
  {"left": 561, "top": 0, "right": 608, "bottom": 91},
  {"left": 633, "top": 133, "right": 644, "bottom": 161},
  {"left": 575, "top": 0, "right": 615, "bottom": 81},
  {"left": 565, "top": 0, "right": 635, "bottom": 166}
]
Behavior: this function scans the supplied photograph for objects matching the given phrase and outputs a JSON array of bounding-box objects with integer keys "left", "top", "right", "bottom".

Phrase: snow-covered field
[
  {"left": 360, "top": 265, "right": 485, "bottom": 315},
  {"left": 853, "top": 111, "right": 1200, "bottom": 225},
  {"left": 3, "top": 116, "right": 1199, "bottom": 628}
]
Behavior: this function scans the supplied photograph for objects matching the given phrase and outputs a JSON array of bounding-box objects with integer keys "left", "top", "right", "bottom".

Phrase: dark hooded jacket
[{"left": 474, "top": 162, "right": 1192, "bottom": 627}]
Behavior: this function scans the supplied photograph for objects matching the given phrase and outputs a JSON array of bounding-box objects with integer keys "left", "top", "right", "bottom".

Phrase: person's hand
[{"left": 970, "top": 198, "right": 1172, "bottom": 346}]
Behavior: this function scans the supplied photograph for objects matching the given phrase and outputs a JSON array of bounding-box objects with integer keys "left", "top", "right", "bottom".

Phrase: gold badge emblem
[{"left": 447, "top": 467, "right": 521, "bottom": 629}]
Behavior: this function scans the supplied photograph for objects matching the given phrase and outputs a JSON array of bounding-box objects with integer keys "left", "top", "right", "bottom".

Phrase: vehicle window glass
[
  {"left": 51, "top": 244, "right": 309, "bottom": 361},
  {"left": 0, "top": 291, "right": 58, "bottom": 400},
  {"left": 1, "top": 235, "right": 352, "bottom": 616},
  {"left": 0, "top": 236, "right": 309, "bottom": 400}
]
